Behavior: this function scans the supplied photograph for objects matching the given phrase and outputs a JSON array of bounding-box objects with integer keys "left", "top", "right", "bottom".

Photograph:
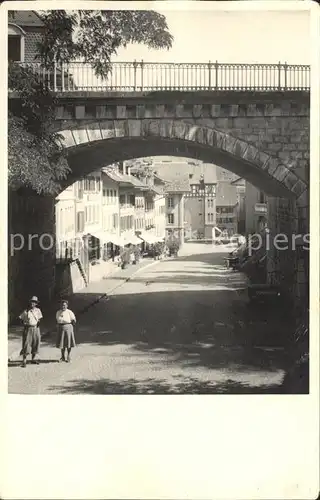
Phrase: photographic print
[{"left": 7, "top": 4, "right": 311, "bottom": 396}]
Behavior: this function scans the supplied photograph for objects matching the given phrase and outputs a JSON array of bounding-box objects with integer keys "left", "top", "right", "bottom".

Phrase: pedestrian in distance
[
  {"left": 19, "top": 296, "right": 43, "bottom": 368},
  {"left": 56, "top": 300, "right": 76, "bottom": 363}
]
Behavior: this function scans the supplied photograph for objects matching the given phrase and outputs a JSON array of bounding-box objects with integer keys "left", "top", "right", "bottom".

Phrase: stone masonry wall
[{"left": 8, "top": 190, "right": 56, "bottom": 322}]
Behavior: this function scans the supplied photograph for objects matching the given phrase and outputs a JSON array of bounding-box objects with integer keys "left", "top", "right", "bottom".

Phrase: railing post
[
  {"left": 53, "top": 59, "right": 57, "bottom": 92},
  {"left": 133, "top": 59, "right": 137, "bottom": 91},
  {"left": 284, "top": 61, "right": 288, "bottom": 90},
  {"left": 61, "top": 62, "right": 65, "bottom": 92},
  {"left": 208, "top": 60, "right": 212, "bottom": 89},
  {"left": 140, "top": 59, "right": 144, "bottom": 91},
  {"left": 215, "top": 60, "right": 219, "bottom": 90},
  {"left": 278, "top": 61, "right": 282, "bottom": 91}
]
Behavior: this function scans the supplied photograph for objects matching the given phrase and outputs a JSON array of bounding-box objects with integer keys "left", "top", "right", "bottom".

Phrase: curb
[{"left": 8, "top": 258, "right": 161, "bottom": 362}]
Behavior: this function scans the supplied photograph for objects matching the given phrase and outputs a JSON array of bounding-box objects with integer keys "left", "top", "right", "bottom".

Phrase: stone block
[
  {"left": 223, "top": 135, "right": 237, "bottom": 155},
  {"left": 211, "top": 104, "right": 221, "bottom": 117},
  {"left": 273, "top": 164, "right": 290, "bottom": 182},
  {"left": 291, "top": 179, "right": 309, "bottom": 199},
  {"left": 105, "top": 106, "right": 117, "bottom": 119},
  {"left": 255, "top": 151, "right": 270, "bottom": 169},
  {"left": 75, "top": 105, "right": 86, "bottom": 119},
  {"left": 229, "top": 105, "right": 239, "bottom": 116},
  {"left": 55, "top": 106, "right": 64, "bottom": 120},
  {"left": 282, "top": 171, "right": 299, "bottom": 191},
  {"left": 295, "top": 187, "right": 309, "bottom": 205},
  {"left": 245, "top": 134, "right": 259, "bottom": 143},
  {"left": 194, "top": 126, "right": 206, "bottom": 144},
  {"left": 211, "top": 129, "right": 226, "bottom": 148},
  {"left": 163, "top": 105, "right": 175, "bottom": 118},
  {"left": 116, "top": 106, "right": 126, "bottom": 119},
  {"left": 172, "top": 121, "right": 189, "bottom": 140},
  {"left": 242, "top": 144, "right": 258, "bottom": 163},
  {"left": 175, "top": 104, "right": 186, "bottom": 118},
  {"left": 113, "top": 120, "right": 128, "bottom": 137},
  {"left": 232, "top": 117, "right": 250, "bottom": 129},
  {"left": 192, "top": 104, "right": 202, "bottom": 118},
  {"left": 142, "top": 119, "right": 160, "bottom": 137},
  {"left": 100, "top": 121, "right": 116, "bottom": 140},
  {"left": 155, "top": 105, "right": 165, "bottom": 118},
  {"left": 198, "top": 103, "right": 211, "bottom": 118},
  {"left": 159, "top": 120, "right": 174, "bottom": 138},
  {"left": 144, "top": 105, "right": 157, "bottom": 118},
  {"left": 72, "top": 128, "right": 89, "bottom": 145},
  {"left": 214, "top": 118, "right": 230, "bottom": 129},
  {"left": 96, "top": 105, "right": 108, "bottom": 119},
  {"left": 59, "top": 129, "right": 76, "bottom": 148},
  {"left": 266, "top": 157, "right": 279, "bottom": 175},
  {"left": 264, "top": 104, "right": 279, "bottom": 116},
  {"left": 233, "top": 139, "right": 248, "bottom": 158},
  {"left": 127, "top": 119, "right": 142, "bottom": 137},
  {"left": 126, "top": 105, "right": 137, "bottom": 119},
  {"left": 277, "top": 151, "right": 291, "bottom": 161},
  {"left": 245, "top": 104, "right": 257, "bottom": 116},
  {"left": 86, "top": 123, "right": 103, "bottom": 142}
]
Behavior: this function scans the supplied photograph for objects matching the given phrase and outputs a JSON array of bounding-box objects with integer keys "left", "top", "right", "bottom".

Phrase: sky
[{"left": 115, "top": 9, "right": 311, "bottom": 65}]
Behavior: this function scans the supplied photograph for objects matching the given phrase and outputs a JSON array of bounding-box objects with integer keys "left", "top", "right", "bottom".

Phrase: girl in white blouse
[{"left": 56, "top": 300, "right": 76, "bottom": 363}]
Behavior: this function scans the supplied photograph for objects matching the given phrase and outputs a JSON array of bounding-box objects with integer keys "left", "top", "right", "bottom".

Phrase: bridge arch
[{"left": 58, "top": 119, "right": 307, "bottom": 199}]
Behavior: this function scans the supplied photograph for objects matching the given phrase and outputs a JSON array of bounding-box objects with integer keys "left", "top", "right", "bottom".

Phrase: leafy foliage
[
  {"left": 8, "top": 10, "right": 173, "bottom": 193},
  {"left": 36, "top": 10, "right": 173, "bottom": 78},
  {"left": 8, "top": 62, "right": 69, "bottom": 194}
]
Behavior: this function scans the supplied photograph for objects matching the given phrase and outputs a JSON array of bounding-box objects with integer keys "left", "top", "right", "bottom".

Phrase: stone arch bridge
[{"left": 8, "top": 63, "right": 310, "bottom": 313}]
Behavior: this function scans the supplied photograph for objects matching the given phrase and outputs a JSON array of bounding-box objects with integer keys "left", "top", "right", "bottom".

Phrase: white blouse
[
  {"left": 19, "top": 308, "right": 43, "bottom": 326},
  {"left": 56, "top": 309, "right": 76, "bottom": 324}
]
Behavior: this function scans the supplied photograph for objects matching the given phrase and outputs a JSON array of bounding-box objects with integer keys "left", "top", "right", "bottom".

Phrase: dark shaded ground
[
  {"left": 50, "top": 377, "right": 283, "bottom": 395},
  {"left": 9, "top": 249, "right": 306, "bottom": 394}
]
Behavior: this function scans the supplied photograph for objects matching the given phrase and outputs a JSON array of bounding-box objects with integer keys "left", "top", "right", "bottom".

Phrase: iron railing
[{"left": 12, "top": 61, "right": 310, "bottom": 92}]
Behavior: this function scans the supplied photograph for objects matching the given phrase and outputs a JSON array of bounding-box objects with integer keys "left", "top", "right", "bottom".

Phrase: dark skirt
[
  {"left": 20, "top": 326, "right": 41, "bottom": 356},
  {"left": 56, "top": 324, "right": 76, "bottom": 349}
]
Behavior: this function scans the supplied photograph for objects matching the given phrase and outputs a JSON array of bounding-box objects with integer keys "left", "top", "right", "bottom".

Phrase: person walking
[
  {"left": 56, "top": 300, "right": 76, "bottom": 363},
  {"left": 19, "top": 296, "right": 43, "bottom": 367}
]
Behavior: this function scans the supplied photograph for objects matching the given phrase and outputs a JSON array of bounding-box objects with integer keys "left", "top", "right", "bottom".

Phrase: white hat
[{"left": 30, "top": 296, "right": 39, "bottom": 303}]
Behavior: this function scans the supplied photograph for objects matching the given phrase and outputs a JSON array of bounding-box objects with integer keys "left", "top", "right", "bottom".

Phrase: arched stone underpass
[
  {"left": 58, "top": 120, "right": 308, "bottom": 202},
  {"left": 56, "top": 121, "right": 308, "bottom": 307}
]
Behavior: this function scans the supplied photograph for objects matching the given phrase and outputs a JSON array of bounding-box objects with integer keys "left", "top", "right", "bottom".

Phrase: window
[
  {"left": 167, "top": 197, "right": 174, "bottom": 208},
  {"left": 8, "top": 25, "right": 25, "bottom": 62},
  {"left": 8, "top": 36, "right": 21, "bottom": 61},
  {"left": 191, "top": 185, "right": 199, "bottom": 196},
  {"left": 129, "top": 194, "right": 135, "bottom": 206},
  {"left": 85, "top": 207, "right": 88, "bottom": 223},
  {"left": 76, "top": 211, "right": 85, "bottom": 233},
  {"left": 259, "top": 191, "right": 266, "bottom": 204},
  {"left": 168, "top": 214, "right": 174, "bottom": 224},
  {"left": 96, "top": 178, "right": 101, "bottom": 191},
  {"left": 119, "top": 194, "right": 126, "bottom": 205}
]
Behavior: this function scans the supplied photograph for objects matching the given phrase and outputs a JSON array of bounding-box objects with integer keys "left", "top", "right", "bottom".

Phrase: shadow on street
[{"left": 48, "top": 376, "right": 283, "bottom": 395}]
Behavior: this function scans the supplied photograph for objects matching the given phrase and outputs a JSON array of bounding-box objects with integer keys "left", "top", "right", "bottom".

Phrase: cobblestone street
[{"left": 8, "top": 244, "right": 293, "bottom": 394}]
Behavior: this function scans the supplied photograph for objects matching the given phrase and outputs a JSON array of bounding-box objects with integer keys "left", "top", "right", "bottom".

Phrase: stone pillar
[{"left": 8, "top": 189, "right": 56, "bottom": 321}]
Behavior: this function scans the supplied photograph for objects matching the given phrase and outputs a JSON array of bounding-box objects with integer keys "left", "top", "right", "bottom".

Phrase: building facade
[
  {"left": 184, "top": 162, "right": 217, "bottom": 239},
  {"left": 215, "top": 177, "right": 238, "bottom": 236},
  {"left": 245, "top": 182, "right": 268, "bottom": 235}
]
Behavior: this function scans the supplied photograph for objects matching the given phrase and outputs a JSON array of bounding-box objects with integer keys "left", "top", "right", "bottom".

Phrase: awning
[
  {"left": 138, "top": 231, "right": 163, "bottom": 244},
  {"left": 121, "top": 234, "right": 142, "bottom": 245},
  {"left": 88, "top": 232, "right": 122, "bottom": 246}
]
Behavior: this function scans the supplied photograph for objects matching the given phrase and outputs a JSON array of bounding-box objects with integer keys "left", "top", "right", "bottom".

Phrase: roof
[
  {"left": 8, "top": 11, "right": 44, "bottom": 27},
  {"left": 163, "top": 178, "right": 191, "bottom": 193},
  {"left": 101, "top": 168, "right": 148, "bottom": 190}
]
